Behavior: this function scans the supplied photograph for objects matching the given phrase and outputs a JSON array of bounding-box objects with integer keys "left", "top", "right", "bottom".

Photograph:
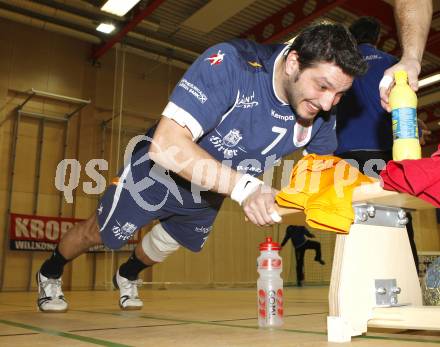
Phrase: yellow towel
[
  {"left": 276, "top": 155, "right": 373, "bottom": 233},
  {"left": 276, "top": 154, "right": 341, "bottom": 209}
]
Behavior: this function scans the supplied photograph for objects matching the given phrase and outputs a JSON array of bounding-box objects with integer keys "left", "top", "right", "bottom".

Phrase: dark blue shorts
[{"left": 97, "top": 142, "right": 224, "bottom": 252}]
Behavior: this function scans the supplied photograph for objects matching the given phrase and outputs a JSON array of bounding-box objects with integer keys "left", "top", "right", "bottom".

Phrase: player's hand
[
  {"left": 379, "top": 57, "right": 421, "bottom": 112},
  {"left": 242, "top": 185, "right": 280, "bottom": 227},
  {"left": 418, "top": 119, "right": 432, "bottom": 146}
]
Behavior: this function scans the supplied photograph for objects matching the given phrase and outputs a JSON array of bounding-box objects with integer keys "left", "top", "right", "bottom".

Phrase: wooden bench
[{"left": 277, "top": 182, "right": 440, "bottom": 342}]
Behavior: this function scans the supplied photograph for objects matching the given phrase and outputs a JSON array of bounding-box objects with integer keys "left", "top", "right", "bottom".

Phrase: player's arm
[
  {"left": 152, "top": 42, "right": 282, "bottom": 226},
  {"left": 148, "top": 117, "right": 279, "bottom": 226},
  {"left": 305, "top": 229, "right": 315, "bottom": 238},
  {"left": 280, "top": 226, "right": 293, "bottom": 247},
  {"left": 380, "top": 0, "right": 432, "bottom": 111}
]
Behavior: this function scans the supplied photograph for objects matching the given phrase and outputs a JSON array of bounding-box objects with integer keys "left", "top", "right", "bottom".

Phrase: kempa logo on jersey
[
  {"left": 209, "top": 129, "right": 246, "bottom": 159},
  {"left": 271, "top": 109, "right": 294, "bottom": 122},
  {"left": 205, "top": 50, "right": 225, "bottom": 66},
  {"left": 237, "top": 91, "right": 259, "bottom": 109},
  {"left": 178, "top": 79, "right": 208, "bottom": 104},
  {"left": 194, "top": 226, "right": 213, "bottom": 234}
]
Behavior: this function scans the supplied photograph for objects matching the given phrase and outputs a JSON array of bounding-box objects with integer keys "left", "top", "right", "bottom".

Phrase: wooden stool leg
[{"left": 327, "top": 218, "right": 421, "bottom": 342}]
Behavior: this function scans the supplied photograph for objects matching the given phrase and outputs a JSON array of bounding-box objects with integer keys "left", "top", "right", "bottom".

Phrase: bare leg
[
  {"left": 58, "top": 214, "right": 103, "bottom": 260},
  {"left": 295, "top": 247, "right": 305, "bottom": 286},
  {"left": 37, "top": 214, "right": 102, "bottom": 312}
]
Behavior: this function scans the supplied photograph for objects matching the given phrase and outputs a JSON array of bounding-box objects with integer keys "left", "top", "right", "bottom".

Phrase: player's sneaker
[
  {"left": 113, "top": 270, "right": 143, "bottom": 310},
  {"left": 36, "top": 271, "right": 68, "bottom": 313}
]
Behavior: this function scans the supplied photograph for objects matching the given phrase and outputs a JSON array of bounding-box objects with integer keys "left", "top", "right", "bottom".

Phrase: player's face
[{"left": 283, "top": 54, "right": 353, "bottom": 121}]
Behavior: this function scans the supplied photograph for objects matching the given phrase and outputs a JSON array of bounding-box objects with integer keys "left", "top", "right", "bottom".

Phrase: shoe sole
[
  {"left": 37, "top": 306, "right": 68, "bottom": 313},
  {"left": 119, "top": 303, "right": 143, "bottom": 311}
]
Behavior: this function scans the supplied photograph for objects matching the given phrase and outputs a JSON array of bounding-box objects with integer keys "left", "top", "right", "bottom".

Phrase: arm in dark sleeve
[
  {"left": 304, "top": 228, "right": 315, "bottom": 238},
  {"left": 281, "top": 226, "right": 293, "bottom": 247}
]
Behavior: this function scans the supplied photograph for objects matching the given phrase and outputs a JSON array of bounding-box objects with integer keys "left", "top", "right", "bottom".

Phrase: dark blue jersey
[
  {"left": 98, "top": 40, "right": 338, "bottom": 251},
  {"left": 125, "top": 39, "right": 338, "bottom": 210},
  {"left": 164, "top": 39, "right": 338, "bottom": 177},
  {"left": 335, "top": 44, "right": 397, "bottom": 154}
]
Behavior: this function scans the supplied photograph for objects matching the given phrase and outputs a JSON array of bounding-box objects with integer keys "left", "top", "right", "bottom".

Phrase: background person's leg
[
  {"left": 296, "top": 247, "right": 306, "bottom": 286},
  {"left": 305, "top": 240, "right": 325, "bottom": 265}
]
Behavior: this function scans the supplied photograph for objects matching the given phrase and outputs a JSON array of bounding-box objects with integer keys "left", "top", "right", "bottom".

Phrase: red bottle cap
[{"left": 259, "top": 237, "right": 280, "bottom": 251}]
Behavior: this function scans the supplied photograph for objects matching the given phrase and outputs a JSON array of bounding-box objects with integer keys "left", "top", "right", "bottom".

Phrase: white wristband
[{"left": 231, "top": 174, "right": 264, "bottom": 206}]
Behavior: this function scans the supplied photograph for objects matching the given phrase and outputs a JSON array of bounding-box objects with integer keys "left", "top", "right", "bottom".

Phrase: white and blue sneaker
[
  {"left": 36, "top": 271, "right": 68, "bottom": 313},
  {"left": 113, "top": 270, "right": 143, "bottom": 310}
]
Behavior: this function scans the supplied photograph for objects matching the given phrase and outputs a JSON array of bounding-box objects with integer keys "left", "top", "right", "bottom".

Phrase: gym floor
[{"left": 0, "top": 286, "right": 439, "bottom": 346}]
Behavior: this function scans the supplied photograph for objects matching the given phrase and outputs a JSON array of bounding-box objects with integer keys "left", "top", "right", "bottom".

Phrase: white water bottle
[{"left": 257, "top": 237, "right": 283, "bottom": 328}]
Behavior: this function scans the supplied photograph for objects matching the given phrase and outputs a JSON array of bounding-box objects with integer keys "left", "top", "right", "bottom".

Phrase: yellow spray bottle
[{"left": 389, "top": 70, "right": 421, "bottom": 160}]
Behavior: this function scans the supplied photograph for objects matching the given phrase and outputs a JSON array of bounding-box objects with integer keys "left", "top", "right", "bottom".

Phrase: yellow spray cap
[{"left": 394, "top": 70, "right": 408, "bottom": 84}]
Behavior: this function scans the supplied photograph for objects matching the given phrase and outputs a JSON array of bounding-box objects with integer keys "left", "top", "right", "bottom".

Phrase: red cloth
[{"left": 380, "top": 145, "right": 440, "bottom": 207}]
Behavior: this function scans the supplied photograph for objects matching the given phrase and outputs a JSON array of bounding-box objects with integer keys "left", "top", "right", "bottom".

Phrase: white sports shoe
[
  {"left": 113, "top": 270, "right": 143, "bottom": 310},
  {"left": 36, "top": 272, "right": 68, "bottom": 313}
]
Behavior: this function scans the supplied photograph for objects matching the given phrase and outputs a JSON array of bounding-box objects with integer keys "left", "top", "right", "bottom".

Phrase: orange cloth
[
  {"left": 276, "top": 154, "right": 373, "bottom": 233},
  {"left": 276, "top": 154, "right": 341, "bottom": 209}
]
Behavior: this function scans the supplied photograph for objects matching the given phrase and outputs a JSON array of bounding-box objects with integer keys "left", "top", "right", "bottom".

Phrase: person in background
[
  {"left": 281, "top": 225, "right": 325, "bottom": 287},
  {"left": 336, "top": 16, "right": 421, "bottom": 273},
  {"left": 336, "top": 16, "right": 396, "bottom": 171}
]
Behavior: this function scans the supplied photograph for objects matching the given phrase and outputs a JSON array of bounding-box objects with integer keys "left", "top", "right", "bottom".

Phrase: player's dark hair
[
  {"left": 349, "top": 16, "right": 381, "bottom": 45},
  {"left": 288, "top": 22, "right": 367, "bottom": 76}
]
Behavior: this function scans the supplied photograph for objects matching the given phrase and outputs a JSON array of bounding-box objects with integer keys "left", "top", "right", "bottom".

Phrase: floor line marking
[
  {"left": 69, "top": 322, "right": 189, "bottom": 333},
  {"left": 0, "top": 332, "right": 39, "bottom": 337},
  {"left": 211, "top": 312, "right": 328, "bottom": 322},
  {"left": 0, "top": 319, "right": 133, "bottom": 347},
  {"left": 72, "top": 309, "right": 440, "bottom": 344}
]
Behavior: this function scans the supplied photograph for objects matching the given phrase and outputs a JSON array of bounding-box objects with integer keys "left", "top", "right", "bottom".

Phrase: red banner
[{"left": 9, "top": 213, "right": 139, "bottom": 252}]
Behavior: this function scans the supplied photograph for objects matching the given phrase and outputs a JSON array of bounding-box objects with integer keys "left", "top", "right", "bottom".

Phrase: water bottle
[
  {"left": 389, "top": 70, "right": 421, "bottom": 160},
  {"left": 257, "top": 237, "right": 283, "bottom": 328}
]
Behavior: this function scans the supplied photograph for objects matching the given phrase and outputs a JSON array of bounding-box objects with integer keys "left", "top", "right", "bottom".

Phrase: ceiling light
[
  {"left": 419, "top": 73, "right": 440, "bottom": 88},
  {"left": 101, "top": 0, "right": 141, "bottom": 17},
  {"left": 96, "top": 23, "right": 116, "bottom": 34}
]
